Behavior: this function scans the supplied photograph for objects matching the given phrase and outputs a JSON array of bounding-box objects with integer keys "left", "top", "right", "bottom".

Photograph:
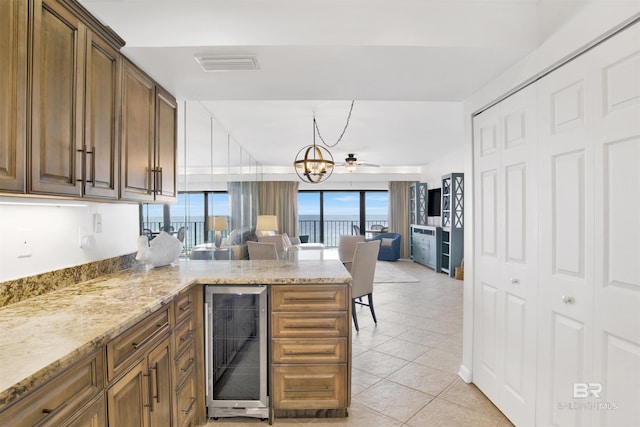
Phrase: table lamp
[
  {"left": 256, "top": 215, "right": 277, "bottom": 236},
  {"left": 207, "top": 216, "right": 228, "bottom": 248}
]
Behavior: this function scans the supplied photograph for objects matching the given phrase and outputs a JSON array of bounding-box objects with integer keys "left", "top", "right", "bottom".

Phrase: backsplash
[{"left": 0, "top": 253, "right": 138, "bottom": 307}]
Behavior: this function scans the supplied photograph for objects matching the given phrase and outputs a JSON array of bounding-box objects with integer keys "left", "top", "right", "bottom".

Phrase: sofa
[{"left": 367, "top": 232, "right": 401, "bottom": 261}]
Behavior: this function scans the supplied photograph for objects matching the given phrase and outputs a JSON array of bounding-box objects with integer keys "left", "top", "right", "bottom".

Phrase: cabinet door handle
[
  {"left": 157, "top": 167, "right": 163, "bottom": 194},
  {"left": 143, "top": 373, "right": 153, "bottom": 410},
  {"left": 150, "top": 363, "right": 160, "bottom": 404},
  {"left": 86, "top": 146, "right": 95, "bottom": 184},
  {"left": 34, "top": 402, "right": 68, "bottom": 427},
  {"left": 562, "top": 295, "right": 575, "bottom": 304},
  {"left": 510, "top": 278, "right": 520, "bottom": 285}
]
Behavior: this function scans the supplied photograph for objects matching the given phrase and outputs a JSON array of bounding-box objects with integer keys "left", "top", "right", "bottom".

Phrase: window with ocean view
[{"left": 298, "top": 190, "right": 388, "bottom": 247}]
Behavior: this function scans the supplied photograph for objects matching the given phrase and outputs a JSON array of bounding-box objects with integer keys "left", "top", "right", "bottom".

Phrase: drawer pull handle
[
  {"left": 179, "top": 301, "right": 193, "bottom": 312},
  {"left": 132, "top": 323, "right": 166, "bottom": 349},
  {"left": 285, "top": 297, "right": 335, "bottom": 302},
  {"left": 36, "top": 403, "right": 68, "bottom": 427},
  {"left": 284, "top": 387, "right": 332, "bottom": 393},
  {"left": 182, "top": 397, "right": 197, "bottom": 414},
  {"left": 179, "top": 330, "right": 193, "bottom": 342},
  {"left": 181, "top": 357, "right": 195, "bottom": 372},
  {"left": 284, "top": 350, "right": 333, "bottom": 355},
  {"left": 284, "top": 324, "right": 334, "bottom": 329}
]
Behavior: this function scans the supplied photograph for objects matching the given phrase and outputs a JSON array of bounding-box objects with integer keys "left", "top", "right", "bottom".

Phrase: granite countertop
[{"left": 0, "top": 258, "right": 351, "bottom": 407}]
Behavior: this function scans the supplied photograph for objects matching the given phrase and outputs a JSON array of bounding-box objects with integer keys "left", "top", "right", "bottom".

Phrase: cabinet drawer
[
  {"left": 175, "top": 342, "right": 196, "bottom": 388},
  {"left": 107, "top": 305, "right": 171, "bottom": 381},
  {"left": 174, "top": 288, "right": 196, "bottom": 325},
  {"left": 272, "top": 312, "right": 348, "bottom": 338},
  {"left": 271, "top": 286, "right": 348, "bottom": 311},
  {"left": 174, "top": 316, "right": 194, "bottom": 357},
  {"left": 0, "top": 349, "right": 104, "bottom": 427},
  {"left": 176, "top": 371, "right": 197, "bottom": 427},
  {"left": 273, "top": 338, "right": 347, "bottom": 363},
  {"left": 272, "top": 365, "right": 347, "bottom": 410}
]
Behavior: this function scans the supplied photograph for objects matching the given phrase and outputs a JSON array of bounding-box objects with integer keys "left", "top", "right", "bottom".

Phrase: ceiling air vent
[{"left": 194, "top": 55, "right": 259, "bottom": 72}]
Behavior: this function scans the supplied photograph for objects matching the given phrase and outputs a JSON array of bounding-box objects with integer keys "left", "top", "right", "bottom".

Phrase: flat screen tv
[{"left": 427, "top": 188, "right": 441, "bottom": 216}]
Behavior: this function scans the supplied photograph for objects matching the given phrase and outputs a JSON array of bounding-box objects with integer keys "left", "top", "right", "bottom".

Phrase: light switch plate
[
  {"left": 94, "top": 213, "right": 102, "bottom": 233},
  {"left": 18, "top": 229, "right": 32, "bottom": 258}
]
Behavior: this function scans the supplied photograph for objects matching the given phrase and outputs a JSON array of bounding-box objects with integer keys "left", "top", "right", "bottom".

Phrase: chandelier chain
[{"left": 314, "top": 100, "right": 355, "bottom": 148}]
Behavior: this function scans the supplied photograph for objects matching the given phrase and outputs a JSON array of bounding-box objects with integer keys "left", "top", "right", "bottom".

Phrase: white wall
[
  {"left": 459, "top": 1, "right": 640, "bottom": 384},
  {"left": 0, "top": 196, "right": 140, "bottom": 282}
]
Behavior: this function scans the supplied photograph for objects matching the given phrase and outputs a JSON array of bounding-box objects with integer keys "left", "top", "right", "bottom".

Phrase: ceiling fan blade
[{"left": 356, "top": 161, "right": 380, "bottom": 167}]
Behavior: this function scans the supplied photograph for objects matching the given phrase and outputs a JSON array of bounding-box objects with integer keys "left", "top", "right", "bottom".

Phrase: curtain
[
  {"left": 388, "top": 181, "right": 412, "bottom": 258},
  {"left": 227, "top": 181, "right": 259, "bottom": 231},
  {"left": 257, "top": 181, "right": 299, "bottom": 237}
]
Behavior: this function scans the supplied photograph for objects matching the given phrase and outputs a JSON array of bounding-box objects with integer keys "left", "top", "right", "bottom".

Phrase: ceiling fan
[{"left": 335, "top": 153, "right": 380, "bottom": 172}]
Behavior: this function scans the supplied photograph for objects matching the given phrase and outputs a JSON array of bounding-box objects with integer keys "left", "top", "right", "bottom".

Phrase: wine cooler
[{"left": 204, "top": 285, "right": 269, "bottom": 419}]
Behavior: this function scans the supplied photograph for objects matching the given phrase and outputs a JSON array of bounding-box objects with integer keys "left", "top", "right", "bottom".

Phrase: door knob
[
  {"left": 510, "top": 278, "right": 520, "bottom": 285},
  {"left": 562, "top": 295, "right": 575, "bottom": 304}
]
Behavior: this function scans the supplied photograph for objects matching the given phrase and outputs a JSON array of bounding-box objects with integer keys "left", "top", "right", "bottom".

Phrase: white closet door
[
  {"left": 591, "top": 23, "right": 640, "bottom": 427},
  {"left": 473, "top": 84, "right": 538, "bottom": 426},
  {"left": 537, "top": 49, "right": 596, "bottom": 427}
]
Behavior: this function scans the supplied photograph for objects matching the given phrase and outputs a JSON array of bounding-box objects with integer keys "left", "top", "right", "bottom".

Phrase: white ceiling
[{"left": 79, "top": 0, "right": 591, "bottom": 176}]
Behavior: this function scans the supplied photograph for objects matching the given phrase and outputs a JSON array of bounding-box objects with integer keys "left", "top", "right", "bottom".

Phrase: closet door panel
[
  {"left": 537, "top": 50, "right": 595, "bottom": 427},
  {"left": 592, "top": 22, "right": 640, "bottom": 427}
]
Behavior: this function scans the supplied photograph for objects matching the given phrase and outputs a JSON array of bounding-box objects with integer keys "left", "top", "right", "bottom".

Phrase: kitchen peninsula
[{"left": 0, "top": 259, "right": 352, "bottom": 426}]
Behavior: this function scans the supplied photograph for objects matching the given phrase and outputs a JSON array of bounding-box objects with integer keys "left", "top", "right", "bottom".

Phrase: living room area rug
[{"left": 374, "top": 261, "right": 419, "bottom": 283}]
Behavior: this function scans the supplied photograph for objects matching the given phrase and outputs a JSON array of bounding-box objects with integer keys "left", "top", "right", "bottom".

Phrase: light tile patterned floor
[{"left": 206, "top": 259, "right": 514, "bottom": 427}]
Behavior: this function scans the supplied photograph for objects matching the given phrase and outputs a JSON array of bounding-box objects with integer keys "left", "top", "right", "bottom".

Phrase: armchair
[{"left": 367, "top": 232, "right": 401, "bottom": 261}]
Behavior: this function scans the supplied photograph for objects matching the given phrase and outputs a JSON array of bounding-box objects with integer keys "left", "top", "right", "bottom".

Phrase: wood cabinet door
[
  {"left": 30, "top": 0, "right": 84, "bottom": 196},
  {"left": 154, "top": 86, "right": 177, "bottom": 202},
  {"left": 0, "top": 0, "right": 27, "bottom": 193},
  {"left": 120, "top": 58, "right": 155, "bottom": 201},
  {"left": 66, "top": 396, "right": 106, "bottom": 427},
  {"left": 148, "top": 337, "right": 173, "bottom": 427},
  {"left": 83, "top": 30, "right": 119, "bottom": 199},
  {"left": 107, "top": 360, "right": 149, "bottom": 427}
]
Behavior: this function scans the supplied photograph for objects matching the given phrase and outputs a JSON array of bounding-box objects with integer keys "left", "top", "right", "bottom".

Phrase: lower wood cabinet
[
  {"left": 106, "top": 335, "right": 172, "bottom": 427},
  {"left": 0, "top": 287, "right": 205, "bottom": 427},
  {"left": 270, "top": 284, "right": 351, "bottom": 418},
  {"left": 0, "top": 349, "right": 104, "bottom": 426}
]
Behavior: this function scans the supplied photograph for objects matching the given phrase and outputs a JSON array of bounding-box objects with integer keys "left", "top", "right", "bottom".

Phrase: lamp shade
[
  {"left": 256, "top": 215, "right": 277, "bottom": 231},
  {"left": 213, "top": 216, "right": 228, "bottom": 231},
  {"left": 207, "top": 216, "right": 228, "bottom": 231}
]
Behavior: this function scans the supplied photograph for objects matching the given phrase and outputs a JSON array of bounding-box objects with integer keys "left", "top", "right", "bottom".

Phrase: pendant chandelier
[
  {"left": 293, "top": 101, "right": 354, "bottom": 184},
  {"left": 294, "top": 117, "right": 335, "bottom": 183}
]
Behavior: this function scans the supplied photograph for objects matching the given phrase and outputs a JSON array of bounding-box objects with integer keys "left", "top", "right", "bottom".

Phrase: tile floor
[{"left": 206, "top": 259, "right": 513, "bottom": 426}]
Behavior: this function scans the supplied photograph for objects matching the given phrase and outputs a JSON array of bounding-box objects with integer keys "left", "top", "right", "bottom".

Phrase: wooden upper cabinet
[
  {"left": 120, "top": 58, "right": 156, "bottom": 202},
  {"left": 30, "top": 0, "right": 124, "bottom": 198},
  {"left": 154, "top": 87, "right": 177, "bottom": 202},
  {"left": 120, "top": 59, "right": 177, "bottom": 202},
  {"left": 30, "top": 0, "right": 85, "bottom": 196},
  {"left": 0, "top": 0, "right": 27, "bottom": 193},
  {"left": 83, "top": 31, "right": 120, "bottom": 199}
]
